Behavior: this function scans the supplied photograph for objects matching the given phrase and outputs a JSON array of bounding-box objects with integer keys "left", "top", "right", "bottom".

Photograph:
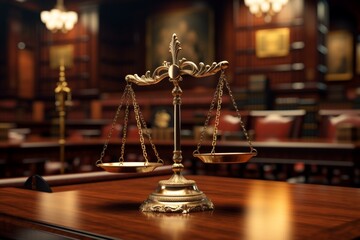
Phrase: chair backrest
[
  {"left": 249, "top": 109, "right": 306, "bottom": 140},
  {"left": 319, "top": 109, "right": 360, "bottom": 140}
]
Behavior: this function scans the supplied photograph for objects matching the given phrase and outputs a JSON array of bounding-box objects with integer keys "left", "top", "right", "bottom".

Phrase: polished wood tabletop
[{"left": 0, "top": 174, "right": 359, "bottom": 239}]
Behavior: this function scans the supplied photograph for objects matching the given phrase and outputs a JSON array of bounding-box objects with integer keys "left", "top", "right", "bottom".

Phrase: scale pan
[
  {"left": 98, "top": 162, "right": 163, "bottom": 173},
  {"left": 194, "top": 152, "right": 256, "bottom": 164}
]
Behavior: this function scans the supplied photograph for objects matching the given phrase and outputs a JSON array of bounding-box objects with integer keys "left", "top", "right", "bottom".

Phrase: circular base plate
[
  {"left": 193, "top": 152, "right": 256, "bottom": 164},
  {"left": 98, "top": 162, "right": 163, "bottom": 173},
  {"left": 140, "top": 175, "right": 214, "bottom": 213}
]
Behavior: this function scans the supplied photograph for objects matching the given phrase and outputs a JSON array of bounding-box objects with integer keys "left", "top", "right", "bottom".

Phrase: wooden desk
[
  {"left": 1, "top": 138, "right": 359, "bottom": 185},
  {"left": 2, "top": 138, "right": 358, "bottom": 164},
  {"left": 15, "top": 119, "right": 111, "bottom": 136},
  {"left": 0, "top": 175, "right": 359, "bottom": 239}
]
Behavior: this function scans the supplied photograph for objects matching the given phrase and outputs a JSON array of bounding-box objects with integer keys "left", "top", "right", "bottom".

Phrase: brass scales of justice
[{"left": 96, "top": 33, "right": 257, "bottom": 213}]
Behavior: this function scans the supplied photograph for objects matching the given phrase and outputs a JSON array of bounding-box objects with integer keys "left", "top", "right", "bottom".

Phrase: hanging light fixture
[
  {"left": 244, "top": 0, "right": 288, "bottom": 22},
  {"left": 41, "top": 0, "right": 78, "bottom": 33}
]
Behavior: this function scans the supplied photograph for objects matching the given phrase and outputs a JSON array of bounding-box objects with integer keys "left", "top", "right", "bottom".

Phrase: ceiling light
[
  {"left": 244, "top": 0, "right": 288, "bottom": 22},
  {"left": 40, "top": 0, "right": 78, "bottom": 33}
]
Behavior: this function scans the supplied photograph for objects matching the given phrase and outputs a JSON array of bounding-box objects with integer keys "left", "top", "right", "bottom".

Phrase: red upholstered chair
[
  {"left": 249, "top": 109, "right": 306, "bottom": 140},
  {"left": 254, "top": 114, "right": 293, "bottom": 140},
  {"left": 319, "top": 109, "right": 360, "bottom": 140},
  {"left": 328, "top": 115, "right": 360, "bottom": 140},
  {"left": 315, "top": 110, "right": 360, "bottom": 185}
]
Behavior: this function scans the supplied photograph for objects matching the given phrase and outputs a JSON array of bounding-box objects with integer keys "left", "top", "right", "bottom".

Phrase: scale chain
[
  {"left": 130, "top": 86, "right": 149, "bottom": 163},
  {"left": 222, "top": 72, "right": 256, "bottom": 154},
  {"left": 193, "top": 70, "right": 256, "bottom": 156},
  {"left": 129, "top": 85, "right": 164, "bottom": 164},
  {"left": 194, "top": 74, "right": 222, "bottom": 154},
  {"left": 96, "top": 84, "right": 131, "bottom": 166},
  {"left": 118, "top": 90, "right": 131, "bottom": 163},
  {"left": 96, "top": 82, "right": 164, "bottom": 166},
  {"left": 211, "top": 73, "right": 224, "bottom": 153},
  {"left": 135, "top": 103, "right": 164, "bottom": 164}
]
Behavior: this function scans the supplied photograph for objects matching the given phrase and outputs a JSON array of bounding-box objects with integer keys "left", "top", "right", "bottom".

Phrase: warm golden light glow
[
  {"left": 245, "top": 183, "right": 292, "bottom": 239},
  {"left": 37, "top": 191, "right": 79, "bottom": 226},
  {"left": 159, "top": 214, "right": 191, "bottom": 238},
  {"left": 244, "top": 0, "right": 288, "bottom": 22},
  {"left": 40, "top": 0, "right": 78, "bottom": 33}
]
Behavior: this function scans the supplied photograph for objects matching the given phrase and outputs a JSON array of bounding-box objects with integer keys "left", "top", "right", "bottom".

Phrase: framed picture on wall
[
  {"left": 255, "top": 28, "right": 290, "bottom": 58},
  {"left": 146, "top": 5, "right": 214, "bottom": 71},
  {"left": 325, "top": 30, "right": 353, "bottom": 81}
]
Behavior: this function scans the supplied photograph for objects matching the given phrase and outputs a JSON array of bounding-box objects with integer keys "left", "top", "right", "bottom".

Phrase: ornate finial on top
[
  {"left": 169, "top": 33, "right": 181, "bottom": 66},
  {"left": 125, "top": 33, "right": 228, "bottom": 86}
]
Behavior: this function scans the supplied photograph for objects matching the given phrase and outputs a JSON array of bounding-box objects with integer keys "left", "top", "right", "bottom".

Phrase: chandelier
[
  {"left": 244, "top": 0, "right": 288, "bottom": 22},
  {"left": 40, "top": 0, "right": 78, "bottom": 33}
]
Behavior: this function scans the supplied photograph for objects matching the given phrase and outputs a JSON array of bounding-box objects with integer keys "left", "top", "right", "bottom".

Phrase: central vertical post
[
  {"left": 168, "top": 55, "right": 184, "bottom": 177},
  {"left": 172, "top": 84, "right": 183, "bottom": 175}
]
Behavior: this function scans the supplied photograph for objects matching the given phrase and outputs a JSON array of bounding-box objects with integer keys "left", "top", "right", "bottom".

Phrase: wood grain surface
[{"left": 0, "top": 174, "right": 359, "bottom": 239}]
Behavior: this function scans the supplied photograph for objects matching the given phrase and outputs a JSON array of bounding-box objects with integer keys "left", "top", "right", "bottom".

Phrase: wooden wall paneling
[
  {"left": 98, "top": 2, "right": 145, "bottom": 93},
  {"left": 79, "top": 4, "right": 99, "bottom": 90},
  {"left": 235, "top": 52, "right": 249, "bottom": 68},
  {"left": 2, "top": 0, "right": 356, "bottom": 123},
  {"left": 0, "top": 100, "right": 17, "bottom": 122},
  {"left": 316, "top": 0, "right": 329, "bottom": 83},
  {"left": 18, "top": 49, "right": 35, "bottom": 99},
  {"left": 76, "top": 40, "right": 90, "bottom": 86},
  {"left": 235, "top": 30, "right": 250, "bottom": 51},
  {"left": 0, "top": 5, "right": 38, "bottom": 120},
  {"left": 38, "top": 3, "right": 99, "bottom": 97},
  {"left": 72, "top": 8, "right": 92, "bottom": 93},
  {"left": 90, "top": 100, "right": 101, "bottom": 119},
  {"left": 213, "top": 0, "right": 235, "bottom": 82},
  {"left": 38, "top": 36, "right": 59, "bottom": 96},
  {"left": 303, "top": 0, "right": 325, "bottom": 83},
  {"left": 0, "top": 6, "right": 7, "bottom": 96},
  {"left": 32, "top": 101, "right": 45, "bottom": 122},
  {"left": 233, "top": 0, "right": 250, "bottom": 28},
  {"left": 232, "top": 0, "right": 327, "bottom": 113},
  {"left": 7, "top": 7, "right": 21, "bottom": 97},
  {"left": 291, "top": 48, "right": 305, "bottom": 63},
  {"left": 291, "top": 25, "right": 306, "bottom": 43}
]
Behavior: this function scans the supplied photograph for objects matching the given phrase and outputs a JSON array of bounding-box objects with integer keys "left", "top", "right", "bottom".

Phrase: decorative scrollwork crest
[{"left": 125, "top": 33, "right": 228, "bottom": 86}]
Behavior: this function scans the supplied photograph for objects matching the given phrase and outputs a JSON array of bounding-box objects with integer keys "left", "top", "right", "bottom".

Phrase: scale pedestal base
[{"left": 140, "top": 173, "right": 213, "bottom": 213}]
